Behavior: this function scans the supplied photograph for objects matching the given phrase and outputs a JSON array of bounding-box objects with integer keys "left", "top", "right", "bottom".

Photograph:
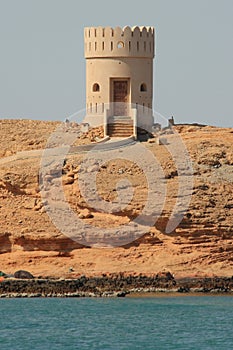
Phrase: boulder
[{"left": 14, "top": 270, "right": 34, "bottom": 279}]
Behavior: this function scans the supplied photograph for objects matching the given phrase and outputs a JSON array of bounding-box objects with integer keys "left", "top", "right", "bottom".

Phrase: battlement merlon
[{"left": 84, "top": 26, "right": 155, "bottom": 59}]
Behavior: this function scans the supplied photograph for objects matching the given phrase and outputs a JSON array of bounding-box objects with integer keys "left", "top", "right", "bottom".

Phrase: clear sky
[{"left": 0, "top": 0, "right": 232, "bottom": 126}]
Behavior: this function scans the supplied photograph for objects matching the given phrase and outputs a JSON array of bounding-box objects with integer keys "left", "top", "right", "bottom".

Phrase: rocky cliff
[{"left": 0, "top": 119, "right": 232, "bottom": 278}]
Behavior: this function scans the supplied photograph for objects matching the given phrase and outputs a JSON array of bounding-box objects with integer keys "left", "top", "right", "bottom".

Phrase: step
[
  {"left": 108, "top": 127, "right": 134, "bottom": 133},
  {"left": 109, "top": 133, "right": 133, "bottom": 137},
  {"left": 108, "top": 126, "right": 134, "bottom": 130},
  {"left": 108, "top": 125, "right": 133, "bottom": 130},
  {"left": 108, "top": 123, "right": 133, "bottom": 128},
  {"left": 108, "top": 124, "right": 133, "bottom": 128},
  {"left": 108, "top": 132, "right": 133, "bottom": 136},
  {"left": 108, "top": 123, "right": 133, "bottom": 127},
  {"left": 108, "top": 132, "right": 134, "bottom": 136},
  {"left": 108, "top": 121, "right": 133, "bottom": 126},
  {"left": 108, "top": 133, "right": 133, "bottom": 137},
  {"left": 108, "top": 131, "right": 134, "bottom": 135},
  {"left": 108, "top": 116, "right": 133, "bottom": 123},
  {"left": 110, "top": 115, "right": 132, "bottom": 119}
]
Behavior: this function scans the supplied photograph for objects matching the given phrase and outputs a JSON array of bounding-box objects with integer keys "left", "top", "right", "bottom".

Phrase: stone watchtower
[{"left": 84, "top": 26, "right": 155, "bottom": 138}]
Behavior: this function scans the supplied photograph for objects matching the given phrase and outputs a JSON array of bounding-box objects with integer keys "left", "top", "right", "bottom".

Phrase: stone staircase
[{"left": 107, "top": 116, "right": 134, "bottom": 138}]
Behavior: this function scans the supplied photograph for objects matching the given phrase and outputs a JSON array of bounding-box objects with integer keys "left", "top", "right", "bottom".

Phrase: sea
[{"left": 0, "top": 296, "right": 233, "bottom": 350}]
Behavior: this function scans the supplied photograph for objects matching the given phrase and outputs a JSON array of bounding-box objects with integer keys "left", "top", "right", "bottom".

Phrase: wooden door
[{"left": 113, "top": 80, "right": 128, "bottom": 116}]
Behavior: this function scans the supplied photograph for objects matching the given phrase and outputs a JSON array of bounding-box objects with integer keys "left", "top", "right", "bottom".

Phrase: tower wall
[
  {"left": 84, "top": 26, "right": 155, "bottom": 59},
  {"left": 84, "top": 26, "right": 155, "bottom": 128}
]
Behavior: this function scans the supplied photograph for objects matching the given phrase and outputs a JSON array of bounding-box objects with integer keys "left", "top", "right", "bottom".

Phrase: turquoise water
[{"left": 0, "top": 296, "right": 233, "bottom": 349}]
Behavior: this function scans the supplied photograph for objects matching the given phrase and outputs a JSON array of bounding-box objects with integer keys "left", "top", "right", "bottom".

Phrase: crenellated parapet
[{"left": 84, "top": 26, "right": 155, "bottom": 58}]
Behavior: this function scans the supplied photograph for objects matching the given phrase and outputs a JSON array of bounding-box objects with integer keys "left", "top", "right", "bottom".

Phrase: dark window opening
[
  {"left": 140, "top": 83, "right": 147, "bottom": 92},
  {"left": 93, "top": 83, "right": 100, "bottom": 92}
]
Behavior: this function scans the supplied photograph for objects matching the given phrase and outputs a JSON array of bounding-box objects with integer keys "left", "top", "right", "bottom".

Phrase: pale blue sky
[{"left": 0, "top": 0, "right": 232, "bottom": 126}]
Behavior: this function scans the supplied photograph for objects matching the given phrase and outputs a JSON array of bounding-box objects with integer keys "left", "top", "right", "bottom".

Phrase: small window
[
  {"left": 93, "top": 83, "right": 100, "bottom": 92},
  {"left": 140, "top": 83, "right": 147, "bottom": 92},
  {"left": 117, "top": 41, "right": 124, "bottom": 49}
]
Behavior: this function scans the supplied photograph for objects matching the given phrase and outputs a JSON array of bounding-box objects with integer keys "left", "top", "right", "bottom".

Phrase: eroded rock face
[
  {"left": 0, "top": 120, "right": 232, "bottom": 277},
  {"left": 0, "top": 233, "right": 11, "bottom": 253}
]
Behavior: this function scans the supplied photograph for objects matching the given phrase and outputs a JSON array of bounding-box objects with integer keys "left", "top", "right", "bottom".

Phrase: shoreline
[{"left": 1, "top": 275, "right": 233, "bottom": 298}]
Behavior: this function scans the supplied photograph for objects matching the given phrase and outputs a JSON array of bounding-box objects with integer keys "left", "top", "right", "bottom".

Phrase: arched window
[
  {"left": 93, "top": 83, "right": 100, "bottom": 92},
  {"left": 140, "top": 83, "right": 147, "bottom": 92},
  {"left": 117, "top": 41, "right": 124, "bottom": 49}
]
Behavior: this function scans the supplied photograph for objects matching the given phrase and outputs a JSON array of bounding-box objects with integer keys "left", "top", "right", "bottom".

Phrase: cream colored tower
[{"left": 84, "top": 26, "right": 155, "bottom": 136}]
